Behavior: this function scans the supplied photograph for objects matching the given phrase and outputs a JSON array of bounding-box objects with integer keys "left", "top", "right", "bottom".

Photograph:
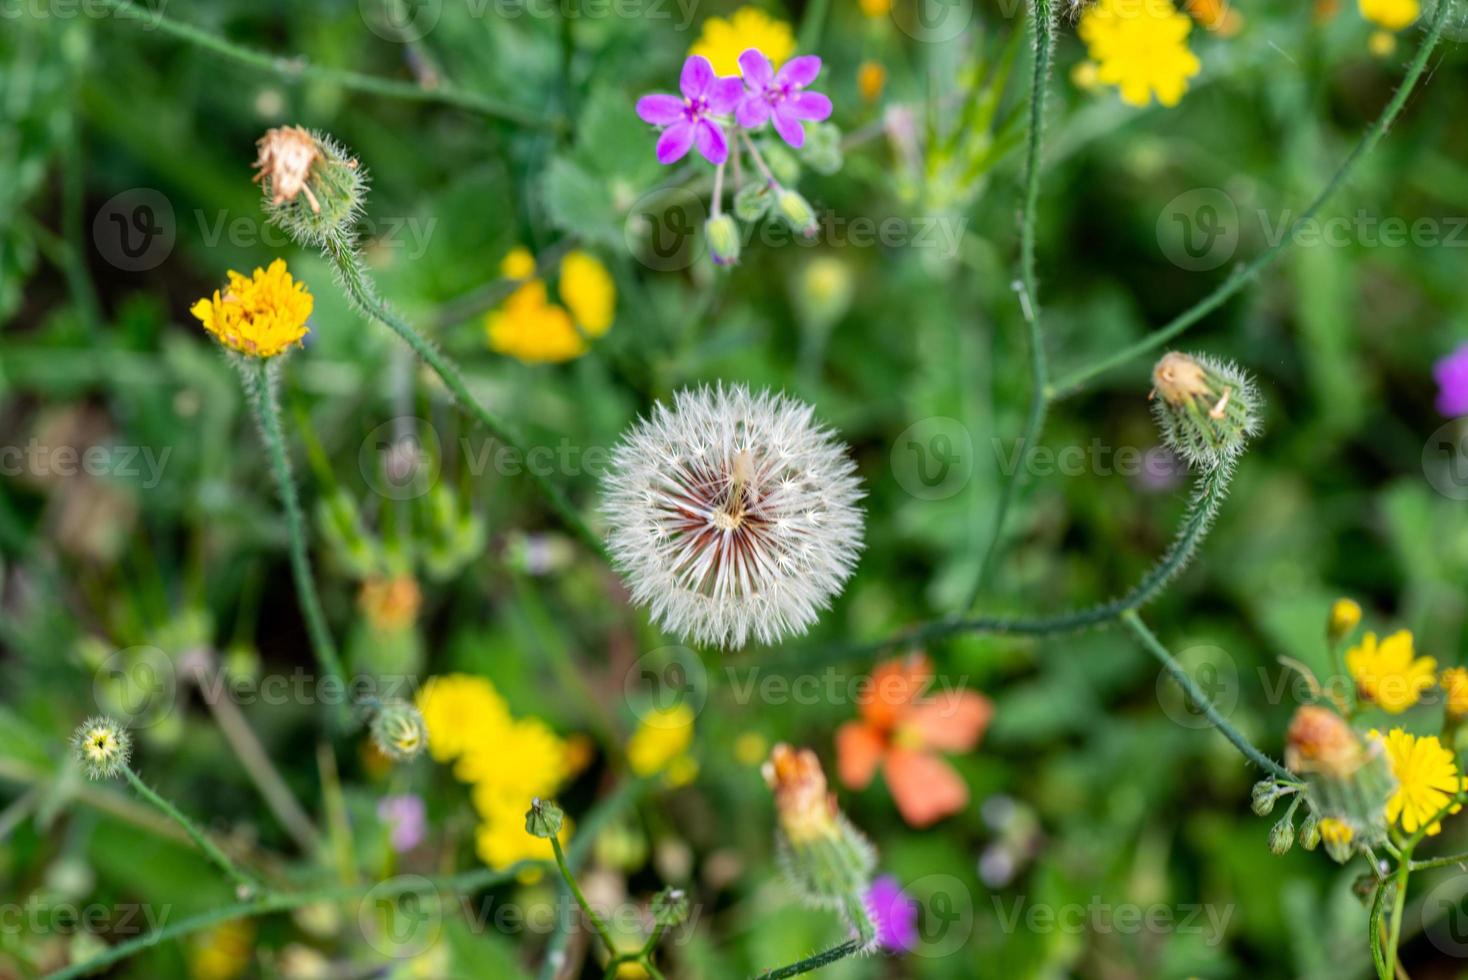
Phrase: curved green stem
[
  {"left": 1049, "top": 0, "right": 1454, "bottom": 397},
  {"left": 1121, "top": 611, "right": 1294, "bottom": 782},
  {"left": 322, "top": 240, "right": 607, "bottom": 561},
  {"left": 771, "top": 460, "right": 1234, "bottom": 670},
  {"left": 753, "top": 939, "right": 866, "bottom": 980},
  {"left": 244, "top": 360, "right": 348, "bottom": 700},
  {"left": 1384, "top": 855, "right": 1411, "bottom": 976},
  {"left": 550, "top": 834, "right": 619, "bottom": 957},
  {"left": 121, "top": 765, "right": 263, "bottom": 899},
  {"left": 966, "top": 0, "right": 1054, "bottom": 610},
  {"left": 44, "top": 862, "right": 541, "bottom": 980},
  {"left": 98, "top": 0, "right": 559, "bottom": 129}
]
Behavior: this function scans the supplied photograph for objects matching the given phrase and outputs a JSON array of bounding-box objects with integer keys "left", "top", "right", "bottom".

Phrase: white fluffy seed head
[{"left": 602, "top": 384, "right": 865, "bottom": 649}]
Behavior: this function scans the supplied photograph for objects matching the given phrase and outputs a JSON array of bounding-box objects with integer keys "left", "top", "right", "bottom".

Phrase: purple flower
[
  {"left": 735, "top": 49, "right": 832, "bottom": 149},
  {"left": 1435, "top": 344, "right": 1468, "bottom": 417},
  {"left": 636, "top": 55, "right": 743, "bottom": 165},
  {"left": 377, "top": 794, "right": 426, "bottom": 853},
  {"left": 865, "top": 875, "right": 918, "bottom": 953}
]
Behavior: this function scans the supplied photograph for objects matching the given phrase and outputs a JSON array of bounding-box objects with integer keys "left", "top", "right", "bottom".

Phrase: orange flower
[{"left": 835, "top": 654, "right": 992, "bottom": 827}]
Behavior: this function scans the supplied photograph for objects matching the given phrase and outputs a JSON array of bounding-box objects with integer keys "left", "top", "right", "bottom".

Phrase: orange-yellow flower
[
  {"left": 1078, "top": 0, "right": 1202, "bottom": 107},
  {"left": 190, "top": 259, "right": 312, "bottom": 358},
  {"left": 1346, "top": 630, "right": 1435, "bottom": 714}
]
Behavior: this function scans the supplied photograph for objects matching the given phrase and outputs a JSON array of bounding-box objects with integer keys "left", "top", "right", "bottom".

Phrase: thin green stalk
[
  {"left": 121, "top": 765, "right": 263, "bottom": 898},
  {"left": 1121, "top": 611, "right": 1294, "bottom": 782},
  {"left": 244, "top": 359, "right": 349, "bottom": 699},
  {"left": 1408, "top": 851, "right": 1468, "bottom": 872},
  {"left": 550, "top": 834, "right": 619, "bottom": 957},
  {"left": 753, "top": 939, "right": 866, "bottom": 979},
  {"left": 98, "top": 0, "right": 559, "bottom": 129},
  {"left": 965, "top": 0, "right": 1054, "bottom": 610},
  {"left": 1369, "top": 877, "right": 1390, "bottom": 980},
  {"left": 322, "top": 239, "right": 608, "bottom": 561},
  {"left": 768, "top": 460, "right": 1235, "bottom": 670},
  {"left": 44, "top": 862, "right": 541, "bottom": 980},
  {"left": 1384, "top": 855, "right": 1411, "bottom": 976},
  {"left": 1048, "top": 0, "right": 1454, "bottom": 397}
]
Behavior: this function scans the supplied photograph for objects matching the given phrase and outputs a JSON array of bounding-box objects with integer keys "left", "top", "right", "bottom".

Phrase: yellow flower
[
  {"left": 1443, "top": 668, "right": 1468, "bottom": 719},
  {"left": 190, "top": 258, "right": 312, "bottom": 358},
  {"left": 1077, "top": 0, "right": 1202, "bottom": 108},
  {"left": 474, "top": 796, "right": 573, "bottom": 877},
  {"left": 689, "top": 7, "right": 796, "bottom": 75},
  {"left": 1368, "top": 29, "right": 1398, "bottom": 54},
  {"left": 1328, "top": 597, "right": 1362, "bottom": 643},
  {"left": 485, "top": 248, "right": 615, "bottom": 363},
  {"left": 1318, "top": 816, "right": 1354, "bottom": 846},
  {"left": 1375, "top": 728, "right": 1464, "bottom": 835},
  {"left": 734, "top": 731, "right": 768, "bottom": 767},
  {"left": 858, "top": 61, "right": 887, "bottom": 103},
  {"left": 187, "top": 918, "right": 254, "bottom": 980},
  {"left": 627, "top": 704, "right": 696, "bottom": 778},
  {"left": 558, "top": 250, "right": 616, "bottom": 336},
  {"left": 1347, "top": 630, "right": 1436, "bottom": 714},
  {"left": 415, "top": 674, "right": 511, "bottom": 763},
  {"left": 858, "top": 0, "right": 892, "bottom": 16},
  {"left": 1360, "top": 0, "right": 1419, "bottom": 29},
  {"left": 463, "top": 716, "right": 569, "bottom": 807}
]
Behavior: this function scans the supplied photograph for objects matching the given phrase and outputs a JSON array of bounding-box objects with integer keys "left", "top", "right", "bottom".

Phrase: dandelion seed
[
  {"left": 72, "top": 716, "right": 132, "bottom": 780},
  {"left": 601, "top": 385, "right": 864, "bottom": 649}
]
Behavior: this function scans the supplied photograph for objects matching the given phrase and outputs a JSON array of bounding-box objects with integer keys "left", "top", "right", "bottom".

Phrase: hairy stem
[
  {"left": 121, "top": 765, "right": 263, "bottom": 898},
  {"left": 322, "top": 239, "right": 607, "bottom": 560},
  {"left": 753, "top": 939, "right": 866, "bottom": 979},
  {"left": 1121, "top": 611, "right": 1294, "bottom": 782},
  {"left": 1049, "top": 0, "right": 1455, "bottom": 397},
  {"left": 244, "top": 360, "right": 348, "bottom": 703},
  {"left": 99, "top": 0, "right": 559, "bottom": 129}
]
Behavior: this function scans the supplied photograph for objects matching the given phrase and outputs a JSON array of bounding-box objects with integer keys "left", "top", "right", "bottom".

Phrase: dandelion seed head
[
  {"left": 71, "top": 716, "right": 132, "bottom": 780},
  {"left": 602, "top": 385, "right": 864, "bottom": 649}
]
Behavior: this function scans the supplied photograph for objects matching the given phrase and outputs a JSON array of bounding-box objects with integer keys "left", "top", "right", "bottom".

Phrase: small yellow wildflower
[
  {"left": 463, "top": 716, "right": 569, "bottom": 806},
  {"left": 559, "top": 250, "right": 616, "bottom": 336},
  {"left": 627, "top": 704, "right": 696, "bottom": 778},
  {"left": 858, "top": 0, "right": 892, "bottom": 17},
  {"left": 1374, "top": 728, "right": 1464, "bottom": 835},
  {"left": 1347, "top": 630, "right": 1436, "bottom": 714},
  {"left": 1318, "top": 816, "right": 1354, "bottom": 846},
  {"left": 1071, "top": 61, "right": 1102, "bottom": 91},
  {"left": 1328, "top": 597, "right": 1362, "bottom": 643},
  {"left": 1360, "top": 0, "right": 1419, "bottom": 30},
  {"left": 1368, "top": 29, "right": 1398, "bottom": 54},
  {"left": 1443, "top": 668, "right": 1468, "bottom": 719},
  {"left": 415, "top": 674, "right": 511, "bottom": 763},
  {"left": 190, "top": 259, "right": 312, "bottom": 358},
  {"left": 858, "top": 61, "right": 887, "bottom": 103},
  {"left": 71, "top": 717, "right": 132, "bottom": 780},
  {"left": 734, "top": 731, "right": 768, "bottom": 767},
  {"left": 1077, "top": 0, "right": 1202, "bottom": 108},
  {"left": 485, "top": 247, "right": 616, "bottom": 364},
  {"left": 689, "top": 7, "right": 796, "bottom": 75},
  {"left": 187, "top": 918, "right": 255, "bottom": 980}
]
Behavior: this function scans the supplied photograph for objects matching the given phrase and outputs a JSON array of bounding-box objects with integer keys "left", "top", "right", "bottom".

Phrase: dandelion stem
[
  {"left": 321, "top": 239, "right": 608, "bottom": 561},
  {"left": 44, "top": 862, "right": 542, "bottom": 980},
  {"left": 120, "top": 764, "right": 264, "bottom": 898},
  {"left": 1121, "top": 611, "right": 1294, "bottom": 782},
  {"left": 244, "top": 359, "right": 349, "bottom": 705},
  {"left": 753, "top": 939, "right": 866, "bottom": 979},
  {"left": 551, "top": 834, "right": 620, "bottom": 957},
  {"left": 1048, "top": 0, "right": 1455, "bottom": 397},
  {"left": 1384, "top": 856, "right": 1411, "bottom": 978},
  {"left": 97, "top": 0, "right": 560, "bottom": 129}
]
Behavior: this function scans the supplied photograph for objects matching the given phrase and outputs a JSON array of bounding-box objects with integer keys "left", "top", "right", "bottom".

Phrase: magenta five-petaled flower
[
  {"left": 735, "top": 50, "right": 832, "bottom": 149},
  {"left": 637, "top": 55, "right": 743, "bottom": 165}
]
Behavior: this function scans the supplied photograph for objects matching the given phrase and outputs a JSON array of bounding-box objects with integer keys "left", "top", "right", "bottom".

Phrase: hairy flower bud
[
  {"left": 1298, "top": 811, "right": 1321, "bottom": 850},
  {"left": 71, "top": 717, "right": 132, "bottom": 780},
  {"left": 1328, "top": 598, "right": 1362, "bottom": 645},
  {"left": 256, "top": 126, "right": 368, "bottom": 248},
  {"left": 1251, "top": 779, "right": 1281, "bottom": 816},
  {"left": 1268, "top": 812, "right": 1296, "bottom": 854},
  {"left": 370, "top": 702, "right": 428, "bottom": 761},
  {"left": 525, "top": 798, "right": 565, "bottom": 839},
  {"left": 763, "top": 744, "right": 875, "bottom": 911},
  {"left": 734, "top": 182, "right": 776, "bottom": 222},
  {"left": 652, "top": 887, "right": 690, "bottom": 927},
  {"left": 1285, "top": 706, "right": 1394, "bottom": 847},
  {"left": 705, "top": 214, "right": 741, "bottom": 266},
  {"left": 1150, "top": 352, "right": 1262, "bottom": 471},
  {"left": 776, "top": 189, "right": 818, "bottom": 238}
]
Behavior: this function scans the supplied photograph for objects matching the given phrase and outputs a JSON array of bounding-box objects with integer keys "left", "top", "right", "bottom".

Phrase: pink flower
[
  {"left": 1435, "top": 344, "right": 1468, "bottom": 417},
  {"left": 636, "top": 55, "right": 743, "bottom": 165},
  {"left": 735, "top": 49, "right": 832, "bottom": 149}
]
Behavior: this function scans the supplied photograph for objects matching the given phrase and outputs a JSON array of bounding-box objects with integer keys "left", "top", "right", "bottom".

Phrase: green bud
[
  {"left": 369, "top": 701, "right": 427, "bottom": 761},
  {"left": 651, "top": 887, "right": 690, "bottom": 927},
  {"left": 799, "top": 122, "right": 843, "bottom": 176},
  {"left": 776, "top": 189, "right": 818, "bottom": 239},
  {"left": 1298, "top": 812, "right": 1321, "bottom": 850},
  {"left": 1150, "top": 352, "right": 1262, "bottom": 472},
  {"left": 1268, "top": 813, "right": 1296, "bottom": 855},
  {"left": 525, "top": 798, "right": 565, "bottom": 839},
  {"left": 734, "top": 181, "right": 776, "bottom": 222},
  {"left": 1251, "top": 780, "right": 1280, "bottom": 816},
  {"left": 762, "top": 142, "right": 801, "bottom": 185},
  {"left": 705, "top": 214, "right": 741, "bottom": 266},
  {"left": 257, "top": 126, "right": 368, "bottom": 250}
]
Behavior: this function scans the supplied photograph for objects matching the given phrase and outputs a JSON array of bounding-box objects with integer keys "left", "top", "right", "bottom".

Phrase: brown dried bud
[
  {"left": 1285, "top": 706, "right": 1363, "bottom": 779},
  {"left": 1152, "top": 352, "right": 1213, "bottom": 406},
  {"left": 762, "top": 743, "right": 837, "bottom": 844},
  {"left": 253, "top": 126, "right": 325, "bottom": 213}
]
